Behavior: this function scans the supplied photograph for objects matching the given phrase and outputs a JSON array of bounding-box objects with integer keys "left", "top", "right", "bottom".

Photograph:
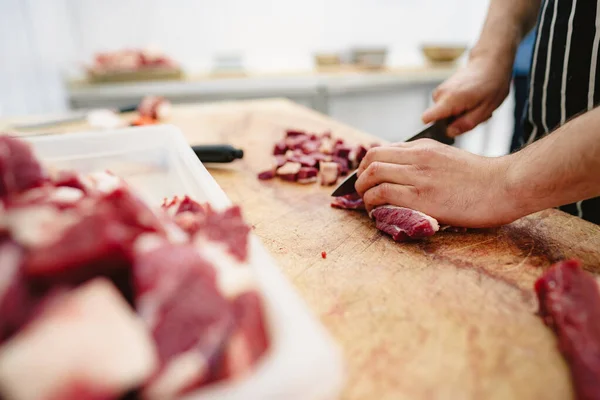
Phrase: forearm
[
  {"left": 470, "top": 0, "right": 542, "bottom": 69},
  {"left": 506, "top": 108, "right": 600, "bottom": 215}
]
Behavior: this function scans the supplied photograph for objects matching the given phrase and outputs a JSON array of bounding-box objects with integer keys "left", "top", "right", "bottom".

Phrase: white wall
[{"left": 1, "top": 0, "right": 490, "bottom": 116}]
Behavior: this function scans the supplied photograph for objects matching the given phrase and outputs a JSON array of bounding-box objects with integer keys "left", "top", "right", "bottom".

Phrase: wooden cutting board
[{"left": 5, "top": 98, "right": 600, "bottom": 399}]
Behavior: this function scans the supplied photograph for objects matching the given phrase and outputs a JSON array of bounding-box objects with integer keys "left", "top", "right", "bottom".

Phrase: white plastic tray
[{"left": 24, "top": 125, "right": 345, "bottom": 400}]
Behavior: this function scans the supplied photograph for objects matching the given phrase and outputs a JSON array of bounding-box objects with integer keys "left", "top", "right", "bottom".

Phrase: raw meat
[
  {"left": 331, "top": 193, "right": 366, "bottom": 211},
  {"left": 137, "top": 96, "right": 171, "bottom": 121},
  {"left": 370, "top": 206, "right": 439, "bottom": 242},
  {"left": 319, "top": 162, "right": 340, "bottom": 186},
  {"left": 134, "top": 245, "right": 234, "bottom": 399},
  {"left": 297, "top": 167, "right": 318, "bottom": 184},
  {"left": 0, "top": 136, "right": 271, "bottom": 399},
  {"left": 535, "top": 259, "right": 600, "bottom": 400},
  {"left": 0, "top": 278, "right": 157, "bottom": 400},
  {"left": 0, "top": 135, "right": 46, "bottom": 198},
  {"left": 257, "top": 129, "right": 370, "bottom": 186}
]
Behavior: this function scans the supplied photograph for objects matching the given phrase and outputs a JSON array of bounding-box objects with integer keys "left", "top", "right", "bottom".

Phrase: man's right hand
[{"left": 421, "top": 56, "right": 514, "bottom": 137}]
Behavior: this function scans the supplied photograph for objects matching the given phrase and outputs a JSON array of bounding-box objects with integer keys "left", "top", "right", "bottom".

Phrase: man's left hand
[{"left": 355, "top": 139, "right": 520, "bottom": 228}]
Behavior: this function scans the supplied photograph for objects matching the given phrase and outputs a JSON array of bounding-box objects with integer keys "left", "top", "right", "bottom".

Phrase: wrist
[
  {"left": 501, "top": 153, "right": 543, "bottom": 218},
  {"left": 468, "top": 45, "right": 515, "bottom": 76}
]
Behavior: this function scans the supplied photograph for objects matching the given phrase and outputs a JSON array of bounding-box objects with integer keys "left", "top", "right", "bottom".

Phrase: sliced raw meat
[
  {"left": 288, "top": 154, "right": 318, "bottom": 168},
  {"left": 319, "top": 162, "right": 340, "bottom": 186},
  {"left": 333, "top": 146, "right": 352, "bottom": 159},
  {"left": 134, "top": 245, "right": 235, "bottom": 399},
  {"left": 331, "top": 192, "right": 365, "bottom": 210},
  {"left": 0, "top": 278, "right": 157, "bottom": 400},
  {"left": 297, "top": 167, "right": 318, "bottom": 184},
  {"left": 285, "top": 130, "right": 305, "bottom": 137},
  {"left": 332, "top": 156, "right": 350, "bottom": 176},
  {"left": 300, "top": 140, "right": 320, "bottom": 154},
  {"left": 371, "top": 206, "right": 439, "bottom": 242},
  {"left": 535, "top": 259, "right": 600, "bottom": 400},
  {"left": 209, "top": 291, "right": 269, "bottom": 382},
  {"left": 276, "top": 162, "right": 302, "bottom": 182},
  {"left": 0, "top": 135, "right": 46, "bottom": 197},
  {"left": 349, "top": 145, "right": 368, "bottom": 168},
  {"left": 161, "top": 195, "right": 205, "bottom": 217},
  {"left": 273, "top": 141, "right": 287, "bottom": 156},
  {"left": 137, "top": 96, "right": 171, "bottom": 120}
]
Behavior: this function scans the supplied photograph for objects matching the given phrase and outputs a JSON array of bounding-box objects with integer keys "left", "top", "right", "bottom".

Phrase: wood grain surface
[{"left": 5, "top": 98, "right": 600, "bottom": 400}]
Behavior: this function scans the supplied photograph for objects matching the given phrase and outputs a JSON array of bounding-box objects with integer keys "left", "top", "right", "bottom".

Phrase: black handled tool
[{"left": 191, "top": 144, "right": 244, "bottom": 163}]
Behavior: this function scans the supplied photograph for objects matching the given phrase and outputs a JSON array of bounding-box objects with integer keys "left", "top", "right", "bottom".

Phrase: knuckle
[
  {"left": 367, "top": 161, "right": 382, "bottom": 177},
  {"left": 376, "top": 183, "right": 394, "bottom": 200}
]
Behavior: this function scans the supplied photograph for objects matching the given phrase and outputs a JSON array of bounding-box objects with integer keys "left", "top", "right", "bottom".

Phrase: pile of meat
[
  {"left": 88, "top": 48, "right": 179, "bottom": 75},
  {"left": 535, "top": 259, "right": 600, "bottom": 400},
  {"left": 257, "top": 129, "right": 375, "bottom": 186},
  {"left": 0, "top": 136, "right": 269, "bottom": 400}
]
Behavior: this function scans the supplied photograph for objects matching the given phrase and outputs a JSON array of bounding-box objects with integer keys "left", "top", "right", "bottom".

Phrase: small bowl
[{"left": 421, "top": 45, "right": 467, "bottom": 64}]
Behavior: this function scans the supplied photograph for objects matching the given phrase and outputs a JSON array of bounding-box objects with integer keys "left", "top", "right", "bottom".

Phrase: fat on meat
[
  {"left": 0, "top": 278, "right": 158, "bottom": 400},
  {"left": 319, "top": 162, "right": 340, "bottom": 186},
  {"left": 370, "top": 206, "right": 439, "bottom": 242}
]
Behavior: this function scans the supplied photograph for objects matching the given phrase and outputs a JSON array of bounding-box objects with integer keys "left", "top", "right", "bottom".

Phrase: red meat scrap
[
  {"left": 0, "top": 135, "right": 46, "bottom": 198},
  {"left": 331, "top": 192, "right": 366, "bottom": 211},
  {"left": 535, "top": 259, "right": 600, "bottom": 400}
]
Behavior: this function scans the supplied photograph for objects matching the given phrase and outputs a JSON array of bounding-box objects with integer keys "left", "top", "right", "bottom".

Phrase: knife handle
[{"left": 191, "top": 144, "right": 244, "bottom": 163}]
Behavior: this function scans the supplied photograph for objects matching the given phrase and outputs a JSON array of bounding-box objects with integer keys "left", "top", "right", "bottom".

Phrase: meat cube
[
  {"left": 333, "top": 146, "right": 352, "bottom": 160},
  {"left": 137, "top": 96, "right": 172, "bottom": 120},
  {"left": 272, "top": 141, "right": 288, "bottom": 156},
  {"left": 134, "top": 245, "right": 235, "bottom": 399},
  {"left": 51, "top": 170, "right": 88, "bottom": 192},
  {"left": 0, "top": 240, "right": 36, "bottom": 343},
  {"left": 300, "top": 140, "right": 321, "bottom": 155},
  {"left": 0, "top": 135, "right": 46, "bottom": 197},
  {"left": 371, "top": 206, "right": 439, "bottom": 242},
  {"left": 297, "top": 167, "right": 318, "bottom": 184},
  {"left": 190, "top": 205, "right": 251, "bottom": 262},
  {"left": 332, "top": 157, "right": 350, "bottom": 176},
  {"left": 349, "top": 145, "right": 368, "bottom": 168},
  {"left": 0, "top": 278, "right": 158, "bottom": 400},
  {"left": 319, "top": 138, "right": 335, "bottom": 154},
  {"left": 535, "top": 259, "right": 600, "bottom": 400},
  {"left": 288, "top": 154, "right": 318, "bottom": 168},
  {"left": 161, "top": 195, "right": 205, "bottom": 217},
  {"left": 276, "top": 162, "right": 302, "bottom": 182},
  {"left": 209, "top": 291, "right": 269, "bottom": 382},
  {"left": 330, "top": 193, "right": 365, "bottom": 210},
  {"left": 23, "top": 211, "right": 135, "bottom": 301},
  {"left": 319, "top": 162, "right": 340, "bottom": 186},
  {"left": 284, "top": 135, "right": 309, "bottom": 150}
]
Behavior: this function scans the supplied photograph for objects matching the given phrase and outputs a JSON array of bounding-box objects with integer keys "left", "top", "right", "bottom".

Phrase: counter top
[{"left": 4, "top": 98, "right": 600, "bottom": 399}]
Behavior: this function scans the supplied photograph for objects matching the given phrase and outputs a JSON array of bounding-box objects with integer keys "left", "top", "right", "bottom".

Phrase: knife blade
[{"left": 331, "top": 117, "right": 455, "bottom": 197}]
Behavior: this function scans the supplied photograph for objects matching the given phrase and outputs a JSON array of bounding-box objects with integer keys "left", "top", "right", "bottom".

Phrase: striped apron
[{"left": 522, "top": 0, "right": 600, "bottom": 224}]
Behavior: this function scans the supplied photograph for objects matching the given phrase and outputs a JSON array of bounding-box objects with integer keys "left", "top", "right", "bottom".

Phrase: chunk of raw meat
[
  {"left": 297, "top": 167, "right": 318, "bottom": 184},
  {"left": 371, "top": 206, "right": 439, "bottom": 242},
  {"left": 208, "top": 291, "right": 269, "bottom": 382},
  {"left": 191, "top": 205, "right": 251, "bottom": 263},
  {"left": 349, "top": 145, "right": 368, "bottom": 169},
  {"left": 161, "top": 195, "right": 205, "bottom": 217},
  {"left": 535, "top": 259, "right": 600, "bottom": 400},
  {"left": 50, "top": 170, "right": 89, "bottom": 192},
  {"left": 276, "top": 162, "right": 302, "bottom": 182},
  {"left": 285, "top": 129, "right": 306, "bottom": 137},
  {"left": 331, "top": 193, "right": 366, "bottom": 210},
  {"left": 137, "top": 96, "right": 171, "bottom": 120},
  {"left": 0, "top": 278, "right": 158, "bottom": 400},
  {"left": 319, "top": 162, "right": 340, "bottom": 186},
  {"left": 272, "top": 141, "right": 287, "bottom": 156},
  {"left": 257, "top": 170, "right": 275, "bottom": 180},
  {"left": 0, "top": 240, "right": 37, "bottom": 343},
  {"left": 0, "top": 135, "right": 46, "bottom": 197},
  {"left": 134, "top": 245, "right": 234, "bottom": 399},
  {"left": 332, "top": 157, "right": 350, "bottom": 176}
]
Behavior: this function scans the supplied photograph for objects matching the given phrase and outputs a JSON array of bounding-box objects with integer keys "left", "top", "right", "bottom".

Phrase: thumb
[{"left": 421, "top": 96, "right": 455, "bottom": 124}]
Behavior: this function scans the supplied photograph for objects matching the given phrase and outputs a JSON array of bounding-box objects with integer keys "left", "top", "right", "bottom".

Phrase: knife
[
  {"left": 331, "top": 117, "right": 456, "bottom": 197},
  {"left": 191, "top": 144, "right": 244, "bottom": 163}
]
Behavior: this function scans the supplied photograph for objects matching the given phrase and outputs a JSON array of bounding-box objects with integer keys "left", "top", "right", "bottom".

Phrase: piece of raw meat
[
  {"left": 134, "top": 245, "right": 235, "bottom": 399},
  {"left": 208, "top": 291, "right": 270, "bottom": 383},
  {"left": 0, "top": 240, "right": 37, "bottom": 343},
  {"left": 0, "top": 278, "right": 157, "bottom": 400},
  {"left": 370, "top": 206, "right": 439, "bottom": 242},
  {"left": 297, "top": 167, "right": 318, "bottom": 184},
  {"left": 276, "top": 162, "right": 302, "bottom": 182},
  {"left": 331, "top": 192, "right": 366, "bottom": 210},
  {"left": 535, "top": 259, "right": 600, "bottom": 400},
  {"left": 137, "top": 96, "right": 171, "bottom": 121},
  {"left": 0, "top": 135, "right": 46, "bottom": 198},
  {"left": 319, "top": 162, "right": 340, "bottom": 186}
]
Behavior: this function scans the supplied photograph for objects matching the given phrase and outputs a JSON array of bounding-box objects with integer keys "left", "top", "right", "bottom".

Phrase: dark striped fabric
[{"left": 522, "top": 0, "right": 600, "bottom": 224}]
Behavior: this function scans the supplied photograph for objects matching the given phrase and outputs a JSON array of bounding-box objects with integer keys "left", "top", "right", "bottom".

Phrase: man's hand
[
  {"left": 421, "top": 56, "right": 513, "bottom": 137},
  {"left": 354, "top": 139, "right": 521, "bottom": 228}
]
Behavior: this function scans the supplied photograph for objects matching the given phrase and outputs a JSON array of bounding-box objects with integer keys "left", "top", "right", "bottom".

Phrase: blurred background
[{"left": 0, "top": 0, "right": 516, "bottom": 156}]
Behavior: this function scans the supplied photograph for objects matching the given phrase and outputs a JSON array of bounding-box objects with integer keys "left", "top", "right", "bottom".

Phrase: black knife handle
[{"left": 191, "top": 144, "right": 244, "bottom": 163}]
